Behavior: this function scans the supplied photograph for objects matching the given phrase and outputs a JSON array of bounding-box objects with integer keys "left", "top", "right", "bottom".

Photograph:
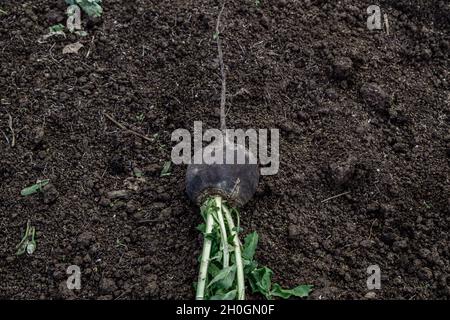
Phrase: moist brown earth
[{"left": 0, "top": 0, "right": 449, "bottom": 299}]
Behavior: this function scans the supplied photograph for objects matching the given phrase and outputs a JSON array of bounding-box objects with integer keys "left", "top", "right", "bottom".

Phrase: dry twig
[
  {"left": 103, "top": 112, "right": 153, "bottom": 143},
  {"left": 321, "top": 191, "right": 350, "bottom": 203},
  {"left": 7, "top": 114, "right": 15, "bottom": 147},
  {"left": 384, "top": 14, "right": 390, "bottom": 35},
  {"left": 1, "top": 129, "right": 9, "bottom": 145}
]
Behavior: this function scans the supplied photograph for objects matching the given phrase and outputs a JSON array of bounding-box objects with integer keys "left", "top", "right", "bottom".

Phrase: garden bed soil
[{"left": 0, "top": 0, "right": 449, "bottom": 299}]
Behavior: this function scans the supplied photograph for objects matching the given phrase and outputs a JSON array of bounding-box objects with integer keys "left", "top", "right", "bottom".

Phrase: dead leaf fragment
[{"left": 63, "top": 42, "right": 83, "bottom": 54}]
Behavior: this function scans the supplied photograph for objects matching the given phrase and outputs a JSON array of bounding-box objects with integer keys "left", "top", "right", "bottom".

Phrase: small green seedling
[
  {"left": 0, "top": 8, "right": 7, "bottom": 15},
  {"left": 21, "top": 179, "right": 50, "bottom": 196},
  {"left": 150, "top": 133, "right": 166, "bottom": 151},
  {"left": 423, "top": 201, "right": 432, "bottom": 209},
  {"left": 136, "top": 113, "right": 145, "bottom": 122},
  {"left": 43, "top": 0, "right": 102, "bottom": 40},
  {"left": 160, "top": 161, "right": 172, "bottom": 177},
  {"left": 45, "top": 24, "right": 66, "bottom": 37},
  {"left": 41, "top": 24, "right": 66, "bottom": 41},
  {"left": 255, "top": 0, "right": 261, "bottom": 7},
  {"left": 16, "top": 220, "right": 37, "bottom": 255},
  {"left": 115, "top": 238, "right": 127, "bottom": 249},
  {"left": 49, "top": 24, "right": 65, "bottom": 33},
  {"left": 65, "top": 0, "right": 103, "bottom": 18}
]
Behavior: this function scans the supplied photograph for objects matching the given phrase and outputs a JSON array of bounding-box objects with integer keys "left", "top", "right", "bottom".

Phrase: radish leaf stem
[
  {"left": 223, "top": 204, "right": 245, "bottom": 300},
  {"left": 196, "top": 204, "right": 215, "bottom": 300},
  {"left": 214, "top": 196, "right": 230, "bottom": 268}
]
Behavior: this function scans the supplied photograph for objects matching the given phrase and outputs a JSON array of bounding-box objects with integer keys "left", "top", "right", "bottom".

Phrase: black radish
[
  {"left": 186, "top": 140, "right": 260, "bottom": 208},
  {"left": 185, "top": 1, "right": 312, "bottom": 300}
]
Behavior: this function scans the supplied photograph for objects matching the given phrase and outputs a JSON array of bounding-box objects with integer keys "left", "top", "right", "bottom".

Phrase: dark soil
[{"left": 1, "top": 0, "right": 449, "bottom": 300}]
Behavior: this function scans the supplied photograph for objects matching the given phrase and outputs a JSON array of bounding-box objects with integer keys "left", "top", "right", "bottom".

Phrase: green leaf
[
  {"left": 270, "top": 284, "right": 313, "bottom": 299},
  {"left": 249, "top": 267, "right": 273, "bottom": 298},
  {"left": 243, "top": 258, "right": 258, "bottom": 275},
  {"left": 210, "top": 289, "right": 236, "bottom": 300},
  {"left": 160, "top": 161, "right": 172, "bottom": 177},
  {"left": 232, "top": 226, "right": 243, "bottom": 233},
  {"left": 207, "top": 266, "right": 235, "bottom": 289},
  {"left": 226, "top": 234, "right": 235, "bottom": 245},
  {"left": 196, "top": 223, "right": 206, "bottom": 233},
  {"left": 49, "top": 24, "right": 65, "bottom": 33},
  {"left": 220, "top": 265, "right": 236, "bottom": 290},
  {"left": 207, "top": 261, "right": 221, "bottom": 278},
  {"left": 204, "top": 232, "right": 215, "bottom": 241},
  {"left": 75, "top": 0, "right": 103, "bottom": 18},
  {"left": 210, "top": 250, "right": 223, "bottom": 263},
  {"left": 20, "top": 179, "right": 50, "bottom": 196},
  {"left": 242, "top": 231, "right": 259, "bottom": 261}
]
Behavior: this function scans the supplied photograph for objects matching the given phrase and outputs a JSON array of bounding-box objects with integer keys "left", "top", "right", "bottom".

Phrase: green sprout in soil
[
  {"left": 43, "top": 23, "right": 66, "bottom": 40},
  {"left": 423, "top": 201, "right": 432, "bottom": 209},
  {"left": 115, "top": 238, "right": 128, "bottom": 249},
  {"left": 16, "top": 220, "right": 37, "bottom": 256},
  {"left": 65, "top": 0, "right": 103, "bottom": 18},
  {"left": 0, "top": 8, "right": 7, "bottom": 15},
  {"left": 195, "top": 197, "right": 312, "bottom": 300},
  {"left": 20, "top": 179, "right": 50, "bottom": 197},
  {"left": 44, "top": 0, "right": 102, "bottom": 39},
  {"left": 160, "top": 161, "right": 172, "bottom": 177},
  {"left": 136, "top": 113, "right": 145, "bottom": 123},
  {"left": 49, "top": 24, "right": 65, "bottom": 33}
]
